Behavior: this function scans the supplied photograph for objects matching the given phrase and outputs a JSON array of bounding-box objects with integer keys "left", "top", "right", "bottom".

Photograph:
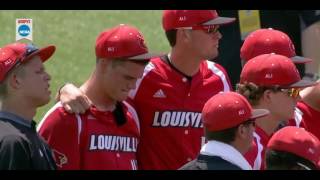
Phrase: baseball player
[
  {"left": 0, "top": 43, "right": 56, "bottom": 170},
  {"left": 238, "top": 28, "right": 314, "bottom": 170},
  {"left": 237, "top": 53, "right": 316, "bottom": 170},
  {"left": 266, "top": 126, "right": 320, "bottom": 170},
  {"left": 37, "top": 24, "right": 159, "bottom": 170},
  {"left": 55, "top": 10, "right": 236, "bottom": 169},
  {"left": 240, "top": 28, "right": 312, "bottom": 65},
  {"left": 180, "top": 92, "right": 269, "bottom": 170}
]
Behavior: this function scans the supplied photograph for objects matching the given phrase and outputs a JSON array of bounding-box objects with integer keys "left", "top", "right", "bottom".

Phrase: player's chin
[
  {"left": 117, "top": 93, "right": 128, "bottom": 101},
  {"left": 284, "top": 111, "right": 295, "bottom": 121},
  {"left": 206, "top": 52, "right": 218, "bottom": 60},
  {"left": 46, "top": 89, "right": 51, "bottom": 95},
  {"left": 37, "top": 96, "right": 51, "bottom": 107}
]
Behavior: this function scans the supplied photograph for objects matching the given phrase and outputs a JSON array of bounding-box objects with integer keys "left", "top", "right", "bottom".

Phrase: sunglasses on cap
[
  {"left": 20, "top": 43, "right": 39, "bottom": 60},
  {"left": 280, "top": 88, "right": 301, "bottom": 98},
  {"left": 8, "top": 44, "right": 39, "bottom": 72},
  {"left": 178, "top": 25, "right": 220, "bottom": 34}
]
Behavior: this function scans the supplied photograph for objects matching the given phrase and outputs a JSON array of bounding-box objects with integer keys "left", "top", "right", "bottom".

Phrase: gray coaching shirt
[{"left": 0, "top": 111, "right": 56, "bottom": 170}]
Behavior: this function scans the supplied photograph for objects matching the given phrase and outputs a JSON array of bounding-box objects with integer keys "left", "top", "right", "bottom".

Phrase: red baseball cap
[
  {"left": 202, "top": 92, "right": 269, "bottom": 131},
  {"left": 95, "top": 24, "right": 160, "bottom": 60},
  {"left": 240, "top": 28, "right": 312, "bottom": 64},
  {"left": 162, "top": 10, "right": 236, "bottom": 31},
  {"left": 267, "top": 126, "right": 320, "bottom": 169},
  {"left": 240, "top": 53, "right": 316, "bottom": 88},
  {"left": 0, "top": 42, "right": 55, "bottom": 82}
]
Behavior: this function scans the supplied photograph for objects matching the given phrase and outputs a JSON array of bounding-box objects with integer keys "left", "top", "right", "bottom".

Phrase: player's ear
[
  {"left": 182, "top": 29, "right": 192, "bottom": 42},
  {"left": 96, "top": 58, "right": 113, "bottom": 72},
  {"left": 7, "top": 72, "right": 22, "bottom": 90},
  {"left": 176, "top": 29, "right": 191, "bottom": 43},
  {"left": 262, "top": 89, "right": 274, "bottom": 103},
  {"left": 236, "top": 124, "right": 247, "bottom": 139}
]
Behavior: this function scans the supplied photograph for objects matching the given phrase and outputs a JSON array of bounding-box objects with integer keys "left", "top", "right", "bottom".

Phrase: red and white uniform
[
  {"left": 128, "top": 57, "right": 232, "bottom": 169},
  {"left": 289, "top": 102, "right": 320, "bottom": 140},
  {"left": 37, "top": 102, "right": 140, "bottom": 170},
  {"left": 244, "top": 126, "right": 270, "bottom": 170}
]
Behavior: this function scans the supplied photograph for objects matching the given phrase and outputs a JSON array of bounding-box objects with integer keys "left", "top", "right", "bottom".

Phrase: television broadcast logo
[{"left": 16, "top": 19, "right": 33, "bottom": 41}]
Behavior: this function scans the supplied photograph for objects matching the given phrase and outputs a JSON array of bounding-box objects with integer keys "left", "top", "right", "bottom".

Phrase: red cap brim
[{"left": 24, "top": 45, "right": 56, "bottom": 63}]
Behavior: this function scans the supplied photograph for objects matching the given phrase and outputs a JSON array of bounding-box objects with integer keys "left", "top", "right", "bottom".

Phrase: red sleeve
[
  {"left": 214, "top": 63, "right": 233, "bottom": 91},
  {"left": 244, "top": 141, "right": 257, "bottom": 168},
  {"left": 38, "top": 107, "right": 80, "bottom": 170}
]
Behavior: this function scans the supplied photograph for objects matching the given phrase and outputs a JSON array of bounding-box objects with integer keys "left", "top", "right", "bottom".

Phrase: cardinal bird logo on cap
[{"left": 52, "top": 149, "right": 68, "bottom": 168}]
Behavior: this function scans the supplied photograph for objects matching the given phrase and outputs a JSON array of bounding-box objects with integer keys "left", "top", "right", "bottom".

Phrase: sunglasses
[
  {"left": 280, "top": 88, "right": 301, "bottom": 98},
  {"left": 8, "top": 44, "right": 39, "bottom": 73},
  {"left": 242, "top": 119, "right": 256, "bottom": 127},
  {"left": 179, "top": 25, "right": 220, "bottom": 34},
  {"left": 20, "top": 43, "right": 39, "bottom": 61}
]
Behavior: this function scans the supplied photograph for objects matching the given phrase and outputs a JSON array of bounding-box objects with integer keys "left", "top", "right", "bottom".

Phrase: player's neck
[
  {"left": 169, "top": 48, "right": 201, "bottom": 77},
  {"left": 230, "top": 140, "right": 247, "bottom": 155},
  {"left": 0, "top": 97, "right": 36, "bottom": 121},
  {"left": 255, "top": 115, "right": 279, "bottom": 136},
  {"left": 80, "top": 79, "right": 116, "bottom": 112}
]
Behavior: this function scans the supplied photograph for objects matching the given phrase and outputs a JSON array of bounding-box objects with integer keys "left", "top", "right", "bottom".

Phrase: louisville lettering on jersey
[
  {"left": 89, "top": 135, "right": 138, "bottom": 152},
  {"left": 152, "top": 111, "right": 203, "bottom": 128}
]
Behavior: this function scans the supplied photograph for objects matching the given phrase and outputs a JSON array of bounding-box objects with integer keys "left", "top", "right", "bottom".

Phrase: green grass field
[{"left": 0, "top": 10, "right": 170, "bottom": 123}]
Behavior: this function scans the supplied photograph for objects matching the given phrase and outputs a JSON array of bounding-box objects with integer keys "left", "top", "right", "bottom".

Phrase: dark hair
[
  {"left": 128, "top": 59, "right": 150, "bottom": 66},
  {"left": 205, "top": 127, "right": 238, "bottom": 144},
  {"left": 205, "top": 120, "right": 255, "bottom": 144},
  {"left": 266, "top": 149, "right": 317, "bottom": 170},
  {"left": 236, "top": 82, "right": 281, "bottom": 106},
  {"left": 165, "top": 29, "right": 177, "bottom": 47}
]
